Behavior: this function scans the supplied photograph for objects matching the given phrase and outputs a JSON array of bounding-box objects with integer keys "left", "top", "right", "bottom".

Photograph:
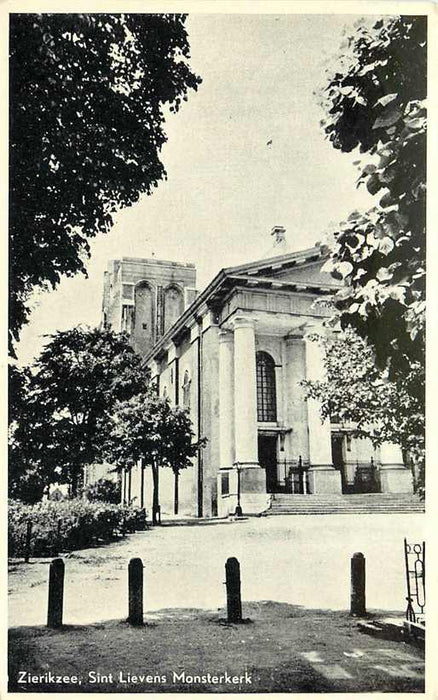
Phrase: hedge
[{"left": 8, "top": 499, "right": 147, "bottom": 558}]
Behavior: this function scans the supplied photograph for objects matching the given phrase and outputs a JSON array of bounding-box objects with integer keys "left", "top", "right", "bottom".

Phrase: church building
[{"left": 101, "top": 227, "right": 414, "bottom": 518}]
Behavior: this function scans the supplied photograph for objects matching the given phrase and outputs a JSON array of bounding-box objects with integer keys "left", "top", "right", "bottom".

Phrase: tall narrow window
[
  {"left": 164, "top": 285, "right": 184, "bottom": 333},
  {"left": 256, "top": 352, "right": 277, "bottom": 422},
  {"left": 133, "top": 282, "right": 154, "bottom": 356}
]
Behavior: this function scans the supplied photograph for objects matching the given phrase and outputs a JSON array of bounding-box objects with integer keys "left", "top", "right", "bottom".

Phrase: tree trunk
[
  {"left": 128, "top": 467, "right": 132, "bottom": 504},
  {"left": 140, "top": 461, "right": 145, "bottom": 510},
  {"left": 152, "top": 460, "right": 160, "bottom": 525},
  {"left": 174, "top": 469, "right": 179, "bottom": 515},
  {"left": 70, "top": 463, "right": 85, "bottom": 498},
  {"left": 71, "top": 471, "right": 79, "bottom": 498}
]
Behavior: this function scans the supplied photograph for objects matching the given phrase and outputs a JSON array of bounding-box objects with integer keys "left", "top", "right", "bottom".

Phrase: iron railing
[
  {"left": 404, "top": 538, "right": 425, "bottom": 625},
  {"left": 278, "top": 457, "right": 310, "bottom": 494},
  {"left": 353, "top": 458, "right": 380, "bottom": 493}
]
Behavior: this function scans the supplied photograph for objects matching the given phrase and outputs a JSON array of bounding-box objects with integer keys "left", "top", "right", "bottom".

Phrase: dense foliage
[
  {"left": 83, "top": 478, "right": 121, "bottom": 504},
  {"left": 301, "top": 330, "right": 424, "bottom": 488},
  {"left": 320, "top": 16, "right": 426, "bottom": 378},
  {"left": 314, "top": 16, "right": 426, "bottom": 490},
  {"left": 10, "top": 13, "right": 201, "bottom": 353},
  {"left": 9, "top": 327, "right": 152, "bottom": 498},
  {"left": 8, "top": 498, "right": 147, "bottom": 558},
  {"left": 9, "top": 364, "right": 56, "bottom": 503}
]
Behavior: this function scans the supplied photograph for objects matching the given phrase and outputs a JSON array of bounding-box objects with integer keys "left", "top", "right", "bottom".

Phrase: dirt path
[{"left": 9, "top": 603, "right": 424, "bottom": 693}]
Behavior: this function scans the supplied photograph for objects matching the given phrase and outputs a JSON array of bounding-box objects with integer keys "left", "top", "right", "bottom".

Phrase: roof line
[
  {"left": 222, "top": 243, "right": 325, "bottom": 276},
  {"left": 143, "top": 243, "right": 329, "bottom": 364},
  {"left": 142, "top": 268, "right": 227, "bottom": 363}
]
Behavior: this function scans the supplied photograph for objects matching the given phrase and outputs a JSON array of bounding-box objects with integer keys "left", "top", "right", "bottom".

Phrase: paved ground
[{"left": 9, "top": 513, "right": 424, "bottom": 627}]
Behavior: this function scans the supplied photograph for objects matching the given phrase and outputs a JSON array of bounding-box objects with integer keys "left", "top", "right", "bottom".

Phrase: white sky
[{"left": 16, "top": 12, "right": 378, "bottom": 365}]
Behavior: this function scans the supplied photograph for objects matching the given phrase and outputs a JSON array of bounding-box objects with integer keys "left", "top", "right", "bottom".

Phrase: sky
[{"left": 16, "top": 12, "right": 378, "bottom": 365}]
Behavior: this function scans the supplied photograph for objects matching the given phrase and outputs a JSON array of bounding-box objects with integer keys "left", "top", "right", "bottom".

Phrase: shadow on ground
[{"left": 9, "top": 601, "right": 424, "bottom": 693}]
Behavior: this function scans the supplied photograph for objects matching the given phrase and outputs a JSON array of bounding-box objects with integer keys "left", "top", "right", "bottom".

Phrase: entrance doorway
[
  {"left": 258, "top": 434, "right": 277, "bottom": 493},
  {"left": 331, "top": 435, "right": 379, "bottom": 494},
  {"left": 331, "top": 435, "right": 348, "bottom": 493}
]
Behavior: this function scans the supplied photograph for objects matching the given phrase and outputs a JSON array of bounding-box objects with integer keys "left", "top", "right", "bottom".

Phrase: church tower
[{"left": 102, "top": 256, "right": 197, "bottom": 358}]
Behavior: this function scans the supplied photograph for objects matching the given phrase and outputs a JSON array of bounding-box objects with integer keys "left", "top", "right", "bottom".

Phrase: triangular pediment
[
  {"left": 266, "top": 259, "right": 336, "bottom": 286},
  {"left": 224, "top": 246, "right": 339, "bottom": 290}
]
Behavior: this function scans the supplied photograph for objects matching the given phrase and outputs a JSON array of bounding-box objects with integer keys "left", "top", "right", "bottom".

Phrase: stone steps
[{"left": 266, "top": 494, "right": 425, "bottom": 515}]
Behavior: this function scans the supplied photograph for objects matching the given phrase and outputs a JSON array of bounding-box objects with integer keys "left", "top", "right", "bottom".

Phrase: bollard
[
  {"left": 350, "top": 552, "right": 366, "bottom": 616},
  {"left": 225, "top": 557, "right": 242, "bottom": 623},
  {"left": 128, "top": 558, "right": 144, "bottom": 625},
  {"left": 47, "top": 558, "right": 65, "bottom": 628},
  {"left": 24, "top": 520, "right": 32, "bottom": 563}
]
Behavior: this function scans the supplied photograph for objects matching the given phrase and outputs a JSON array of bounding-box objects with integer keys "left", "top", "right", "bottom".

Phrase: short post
[
  {"left": 350, "top": 552, "right": 366, "bottom": 616},
  {"left": 128, "top": 558, "right": 144, "bottom": 626},
  {"left": 47, "top": 558, "right": 65, "bottom": 628},
  {"left": 24, "top": 520, "right": 32, "bottom": 563},
  {"left": 225, "top": 557, "right": 242, "bottom": 623}
]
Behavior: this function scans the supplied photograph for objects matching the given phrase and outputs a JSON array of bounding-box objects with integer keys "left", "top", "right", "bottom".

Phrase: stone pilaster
[
  {"left": 232, "top": 315, "right": 266, "bottom": 506},
  {"left": 233, "top": 316, "right": 258, "bottom": 465},
  {"left": 219, "top": 330, "right": 235, "bottom": 468},
  {"left": 285, "top": 335, "right": 309, "bottom": 461}
]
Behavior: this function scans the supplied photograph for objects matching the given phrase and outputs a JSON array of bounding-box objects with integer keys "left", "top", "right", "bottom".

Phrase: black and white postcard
[{"left": 4, "top": 1, "right": 436, "bottom": 697}]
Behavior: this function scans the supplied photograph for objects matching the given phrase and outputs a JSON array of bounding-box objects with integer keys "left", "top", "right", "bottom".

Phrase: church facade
[{"left": 102, "top": 230, "right": 414, "bottom": 518}]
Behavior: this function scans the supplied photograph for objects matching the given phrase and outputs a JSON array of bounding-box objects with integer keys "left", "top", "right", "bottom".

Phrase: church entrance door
[{"left": 258, "top": 434, "right": 277, "bottom": 493}]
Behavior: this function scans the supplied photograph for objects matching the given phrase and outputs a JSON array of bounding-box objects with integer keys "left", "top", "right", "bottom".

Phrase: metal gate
[
  {"left": 404, "top": 538, "right": 425, "bottom": 625},
  {"left": 280, "top": 457, "right": 309, "bottom": 494}
]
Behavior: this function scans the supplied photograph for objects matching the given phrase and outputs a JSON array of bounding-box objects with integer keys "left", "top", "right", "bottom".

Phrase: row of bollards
[{"left": 46, "top": 552, "right": 367, "bottom": 628}]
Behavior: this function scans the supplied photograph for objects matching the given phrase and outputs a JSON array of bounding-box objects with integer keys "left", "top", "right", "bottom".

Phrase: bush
[
  {"left": 83, "top": 478, "right": 121, "bottom": 504},
  {"left": 8, "top": 498, "right": 147, "bottom": 558}
]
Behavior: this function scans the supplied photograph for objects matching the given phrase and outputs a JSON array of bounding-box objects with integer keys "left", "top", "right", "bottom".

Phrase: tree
[
  {"left": 106, "top": 395, "right": 204, "bottom": 523},
  {"left": 8, "top": 365, "right": 56, "bottom": 503},
  {"left": 9, "top": 13, "right": 201, "bottom": 354},
  {"left": 164, "top": 407, "right": 206, "bottom": 515},
  {"left": 14, "top": 327, "right": 152, "bottom": 496},
  {"left": 301, "top": 329, "right": 424, "bottom": 491},
  {"left": 319, "top": 16, "right": 426, "bottom": 378}
]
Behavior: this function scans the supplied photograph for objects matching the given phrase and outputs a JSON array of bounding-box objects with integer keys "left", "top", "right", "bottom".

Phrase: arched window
[
  {"left": 164, "top": 285, "right": 184, "bottom": 333},
  {"left": 182, "top": 370, "right": 191, "bottom": 409},
  {"left": 256, "top": 352, "right": 277, "bottom": 422}
]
